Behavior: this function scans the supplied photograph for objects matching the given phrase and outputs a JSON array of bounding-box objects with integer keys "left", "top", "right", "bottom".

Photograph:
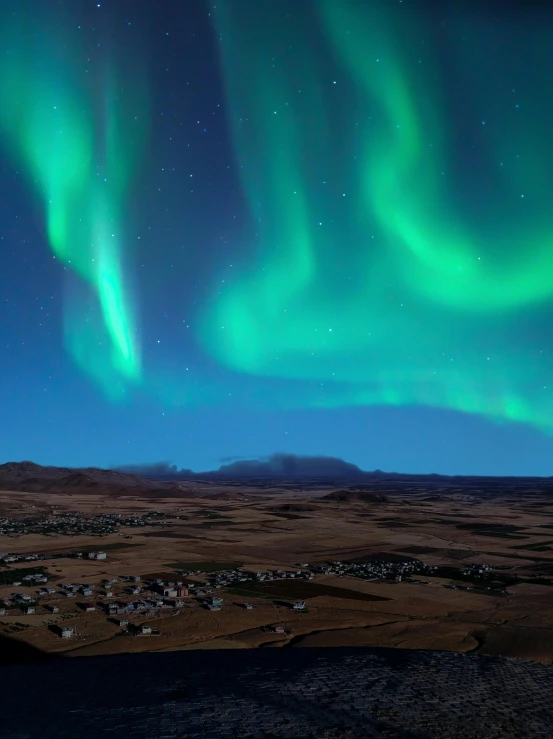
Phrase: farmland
[{"left": 0, "top": 478, "right": 551, "bottom": 663}]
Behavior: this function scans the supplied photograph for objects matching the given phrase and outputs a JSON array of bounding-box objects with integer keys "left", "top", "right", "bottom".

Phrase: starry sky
[{"left": 2, "top": 0, "right": 553, "bottom": 476}]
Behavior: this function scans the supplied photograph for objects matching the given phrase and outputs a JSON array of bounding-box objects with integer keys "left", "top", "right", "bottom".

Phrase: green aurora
[
  {"left": 0, "top": 7, "right": 147, "bottom": 398},
  {"left": 1, "top": 0, "right": 553, "bottom": 435},
  {"left": 199, "top": 0, "right": 553, "bottom": 429}
]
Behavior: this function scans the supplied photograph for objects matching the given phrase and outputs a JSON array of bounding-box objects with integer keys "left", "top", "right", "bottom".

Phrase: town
[
  {"left": 0, "top": 550, "right": 514, "bottom": 638},
  {"left": 0, "top": 510, "right": 179, "bottom": 538},
  {"left": 1, "top": 485, "right": 550, "bottom": 659}
]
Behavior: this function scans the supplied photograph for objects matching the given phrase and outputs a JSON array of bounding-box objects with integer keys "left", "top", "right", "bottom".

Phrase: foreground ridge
[{"left": 1, "top": 647, "right": 552, "bottom": 738}]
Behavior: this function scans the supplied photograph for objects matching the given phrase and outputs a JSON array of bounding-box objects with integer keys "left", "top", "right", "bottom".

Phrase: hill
[{"left": 0, "top": 461, "right": 183, "bottom": 496}]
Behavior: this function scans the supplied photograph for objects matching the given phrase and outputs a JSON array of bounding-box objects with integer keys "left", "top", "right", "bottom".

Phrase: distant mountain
[
  {"left": 0, "top": 458, "right": 388, "bottom": 497},
  {"left": 114, "top": 455, "right": 465, "bottom": 482},
  {"left": 0, "top": 461, "right": 185, "bottom": 496},
  {"left": 5, "top": 458, "right": 550, "bottom": 498},
  {"left": 209, "top": 453, "right": 366, "bottom": 479}
]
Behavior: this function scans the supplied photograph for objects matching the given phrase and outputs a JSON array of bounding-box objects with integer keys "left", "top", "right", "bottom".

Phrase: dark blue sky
[{"left": 1, "top": 0, "right": 553, "bottom": 475}]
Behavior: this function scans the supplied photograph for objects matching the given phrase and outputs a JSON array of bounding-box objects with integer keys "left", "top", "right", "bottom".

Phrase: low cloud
[{"left": 114, "top": 461, "right": 193, "bottom": 476}]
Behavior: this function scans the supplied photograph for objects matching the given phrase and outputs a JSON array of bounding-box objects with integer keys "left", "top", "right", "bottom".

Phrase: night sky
[{"left": 2, "top": 0, "right": 553, "bottom": 476}]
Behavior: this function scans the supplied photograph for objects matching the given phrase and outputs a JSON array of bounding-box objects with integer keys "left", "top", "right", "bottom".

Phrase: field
[
  {"left": 63, "top": 543, "right": 145, "bottom": 554},
  {"left": 0, "top": 479, "right": 552, "bottom": 663},
  {"left": 165, "top": 561, "right": 241, "bottom": 573},
  {"left": 227, "top": 580, "right": 390, "bottom": 602}
]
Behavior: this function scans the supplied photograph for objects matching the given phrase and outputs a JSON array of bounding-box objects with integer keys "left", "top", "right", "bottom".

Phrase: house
[
  {"left": 132, "top": 576, "right": 141, "bottom": 582},
  {"left": 163, "top": 588, "right": 177, "bottom": 598},
  {"left": 211, "top": 597, "right": 223, "bottom": 606},
  {"left": 24, "top": 606, "right": 35, "bottom": 614},
  {"left": 207, "top": 604, "right": 220, "bottom": 611},
  {"left": 175, "top": 587, "right": 188, "bottom": 597},
  {"left": 244, "top": 603, "right": 254, "bottom": 610},
  {"left": 292, "top": 601, "right": 306, "bottom": 611},
  {"left": 84, "top": 603, "right": 96, "bottom": 612},
  {"left": 87, "top": 551, "right": 107, "bottom": 560},
  {"left": 119, "top": 619, "right": 128, "bottom": 627},
  {"left": 139, "top": 624, "right": 152, "bottom": 635},
  {"left": 275, "top": 626, "right": 285, "bottom": 633},
  {"left": 61, "top": 626, "right": 74, "bottom": 638},
  {"left": 82, "top": 588, "right": 92, "bottom": 596},
  {"left": 105, "top": 591, "right": 113, "bottom": 598},
  {"left": 49, "top": 605, "right": 59, "bottom": 614}
]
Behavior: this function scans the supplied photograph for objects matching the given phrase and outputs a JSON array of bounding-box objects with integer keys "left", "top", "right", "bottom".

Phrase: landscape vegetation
[{"left": 0, "top": 461, "right": 552, "bottom": 663}]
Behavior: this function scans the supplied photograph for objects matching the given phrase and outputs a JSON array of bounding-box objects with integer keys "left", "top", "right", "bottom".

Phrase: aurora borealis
[
  {"left": 0, "top": 2, "right": 147, "bottom": 397},
  {"left": 203, "top": 0, "right": 553, "bottom": 429},
  {"left": 2, "top": 0, "right": 553, "bottom": 475}
]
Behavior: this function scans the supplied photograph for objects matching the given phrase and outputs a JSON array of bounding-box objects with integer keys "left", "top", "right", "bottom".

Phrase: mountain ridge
[{"left": 0, "top": 461, "right": 182, "bottom": 496}]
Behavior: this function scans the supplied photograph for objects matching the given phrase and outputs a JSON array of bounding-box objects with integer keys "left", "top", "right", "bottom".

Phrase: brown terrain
[{"left": 0, "top": 462, "right": 552, "bottom": 663}]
